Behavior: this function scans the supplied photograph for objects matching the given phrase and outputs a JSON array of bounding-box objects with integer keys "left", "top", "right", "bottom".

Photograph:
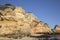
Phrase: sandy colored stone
[
  {"left": 0, "top": 4, "right": 52, "bottom": 36},
  {"left": 53, "top": 25, "right": 60, "bottom": 33},
  {"left": 14, "top": 6, "right": 25, "bottom": 14},
  {"left": 30, "top": 21, "right": 52, "bottom": 34},
  {"left": 25, "top": 12, "right": 39, "bottom": 27},
  {"left": 0, "top": 20, "right": 18, "bottom": 34}
]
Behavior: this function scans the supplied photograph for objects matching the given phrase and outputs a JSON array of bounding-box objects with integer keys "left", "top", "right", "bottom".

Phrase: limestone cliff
[{"left": 0, "top": 4, "right": 52, "bottom": 36}]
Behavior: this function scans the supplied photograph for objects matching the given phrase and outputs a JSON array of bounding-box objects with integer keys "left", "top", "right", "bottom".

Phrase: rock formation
[
  {"left": 53, "top": 25, "right": 60, "bottom": 33},
  {"left": 0, "top": 4, "right": 26, "bottom": 35},
  {"left": 30, "top": 21, "right": 52, "bottom": 34},
  {"left": 0, "top": 4, "right": 52, "bottom": 39}
]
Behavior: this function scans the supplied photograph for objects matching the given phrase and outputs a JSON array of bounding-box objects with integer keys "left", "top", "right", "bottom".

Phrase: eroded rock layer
[{"left": 0, "top": 4, "right": 52, "bottom": 36}]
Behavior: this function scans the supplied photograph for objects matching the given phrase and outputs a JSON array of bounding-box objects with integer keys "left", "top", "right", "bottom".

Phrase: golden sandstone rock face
[
  {"left": 30, "top": 21, "right": 52, "bottom": 34},
  {"left": 0, "top": 4, "right": 52, "bottom": 35},
  {"left": 53, "top": 25, "right": 60, "bottom": 33}
]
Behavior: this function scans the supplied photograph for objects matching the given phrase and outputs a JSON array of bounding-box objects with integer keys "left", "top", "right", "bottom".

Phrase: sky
[{"left": 0, "top": 0, "right": 60, "bottom": 28}]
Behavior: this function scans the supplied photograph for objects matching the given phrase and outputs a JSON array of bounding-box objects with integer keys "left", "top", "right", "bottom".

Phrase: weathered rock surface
[
  {"left": 53, "top": 25, "right": 60, "bottom": 33},
  {"left": 0, "top": 4, "right": 26, "bottom": 35},
  {"left": 0, "top": 4, "right": 53, "bottom": 39},
  {"left": 30, "top": 21, "right": 52, "bottom": 34}
]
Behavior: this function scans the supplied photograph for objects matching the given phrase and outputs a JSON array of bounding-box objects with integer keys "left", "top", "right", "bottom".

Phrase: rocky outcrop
[
  {"left": 30, "top": 21, "right": 52, "bottom": 34},
  {"left": 0, "top": 4, "right": 53, "bottom": 39},
  {"left": 0, "top": 4, "right": 27, "bottom": 35},
  {"left": 53, "top": 25, "right": 60, "bottom": 33}
]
